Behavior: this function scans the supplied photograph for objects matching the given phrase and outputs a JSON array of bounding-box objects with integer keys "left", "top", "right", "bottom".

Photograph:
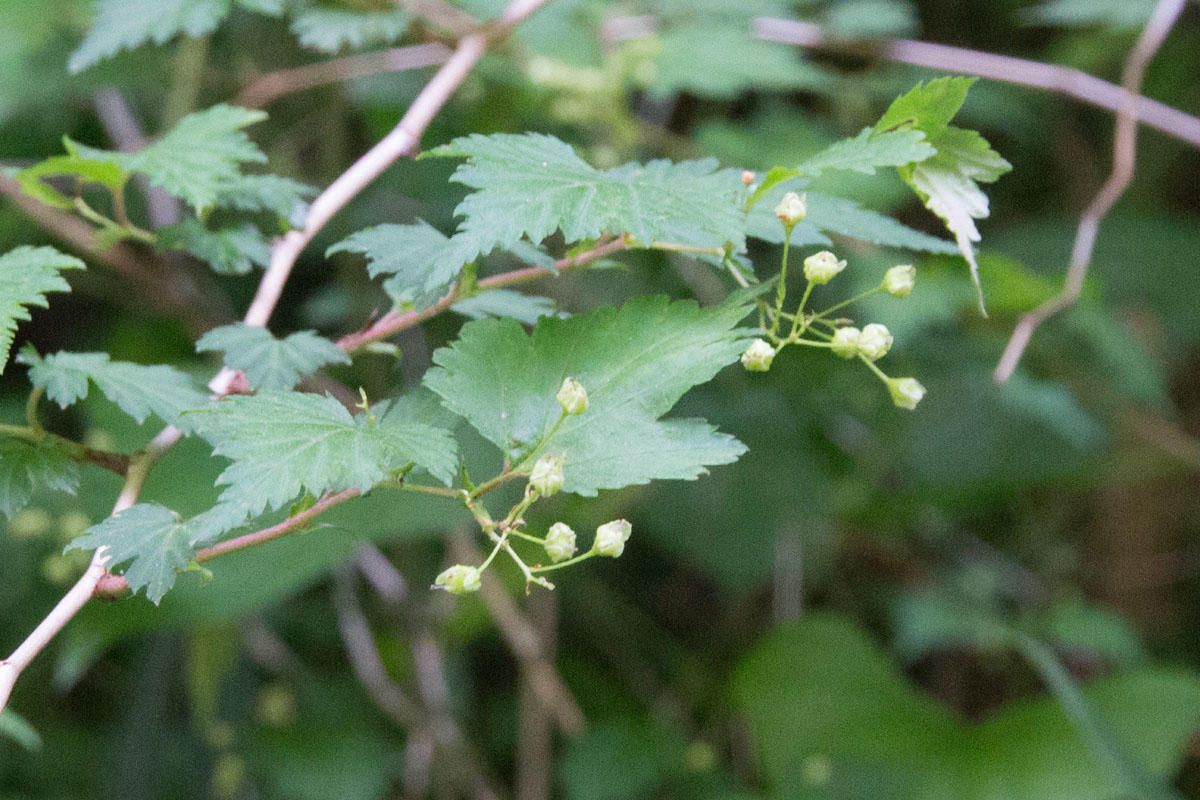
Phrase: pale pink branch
[
  {"left": 994, "top": 0, "right": 1188, "bottom": 382},
  {"left": 750, "top": 16, "right": 1200, "bottom": 149},
  {"left": 237, "top": 43, "right": 453, "bottom": 108}
]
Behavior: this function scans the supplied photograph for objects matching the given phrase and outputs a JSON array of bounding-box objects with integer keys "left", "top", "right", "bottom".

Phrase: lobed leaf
[
  {"left": 0, "top": 247, "right": 84, "bottom": 372},
  {"left": 0, "top": 438, "right": 79, "bottom": 519},
  {"left": 68, "top": 105, "right": 269, "bottom": 215},
  {"left": 424, "top": 133, "right": 747, "bottom": 261},
  {"left": 189, "top": 391, "right": 458, "bottom": 516},
  {"left": 66, "top": 503, "right": 244, "bottom": 603},
  {"left": 328, "top": 221, "right": 474, "bottom": 308},
  {"left": 424, "top": 295, "right": 754, "bottom": 496},
  {"left": 21, "top": 348, "right": 210, "bottom": 429},
  {"left": 195, "top": 323, "right": 350, "bottom": 391},
  {"left": 452, "top": 290, "right": 559, "bottom": 324}
]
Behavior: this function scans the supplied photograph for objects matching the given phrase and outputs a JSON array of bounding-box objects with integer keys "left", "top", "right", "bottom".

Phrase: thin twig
[
  {"left": 237, "top": 43, "right": 453, "bottom": 107},
  {"left": 994, "top": 0, "right": 1188, "bottom": 383},
  {"left": 332, "top": 567, "right": 422, "bottom": 726},
  {"left": 750, "top": 16, "right": 1200, "bottom": 149},
  {"left": 337, "top": 233, "right": 628, "bottom": 352}
]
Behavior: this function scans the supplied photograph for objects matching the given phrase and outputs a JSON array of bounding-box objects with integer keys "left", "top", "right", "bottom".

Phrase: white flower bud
[
  {"left": 830, "top": 326, "right": 861, "bottom": 359},
  {"left": 882, "top": 264, "right": 916, "bottom": 298},
  {"left": 557, "top": 377, "right": 588, "bottom": 415},
  {"left": 433, "top": 564, "right": 481, "bottom": 594},
  {"left": 529, "top": 453, "right": 565, "bottom": 497},
  {"left": 593, "top": 519, "right": 632, "bottom": 558},
  {"left": 774, "top": 191, "right": 807, "bottom": 226},
  {"left": 803, "top": 251, "right": 846, "bottom": 285},
  {"left": 887, "top": 377, "right": 926, "bottom": 410},
  {"left": 544, "top": 522, "right": 577, "bottom": 563},
  {"left": 857, "top": 323, "right": 893, "bottom": 361},
  {"left": 740, "top": 338, "right": 776, "bottom": 372}
]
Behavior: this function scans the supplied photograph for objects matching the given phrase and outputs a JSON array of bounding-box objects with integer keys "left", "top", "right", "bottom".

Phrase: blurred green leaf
[{"left": 0, "top": 438, "right": 79, "bottom": 519}]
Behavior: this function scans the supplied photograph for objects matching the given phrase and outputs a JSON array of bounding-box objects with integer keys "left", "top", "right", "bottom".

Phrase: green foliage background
[{"left": 1, "top": 0, "right": 1200, "bottom": 797}]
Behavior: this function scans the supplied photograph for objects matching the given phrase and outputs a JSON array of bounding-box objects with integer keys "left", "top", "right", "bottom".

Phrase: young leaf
[
  {"left": 0, "top": 247, "right": 85, "bottom": 372},
  {"left": 424, "top": 133, "right": 746, "bottom": 261},
  {"left": 288, "top": 6, "right": 410, "bottom": 52},
  {"left": 158, "top": 219, "right": 271, "bottom": 275},
  {"left": 875, "top": 78, "right": 1012, "bottom": 312},
  {"left": 189, "top": 392, "right": 458, "bottom": 515},
  {"left": 70, "top": 105, "right": 269, "bottom": 215},
  {"left": 0, "top": 439, "right": 79, "bottom": 519},
  {"left": 423, "top": 296, "right": 753, "bottom": 496},
  {"left": 195, "top": 323, "right": 351, "bottom": 391},
  {"left": 328, "top": 221, "right": 474, "bottom": 308},
  {"left": 69, "top": 0, "right": 232, "bottom": 73},
  {"left": 65, "top": 503, "right": 243, "bottom": 603},
  {"left": 21, "top": 349, "right": 210, "bottom": 428}
]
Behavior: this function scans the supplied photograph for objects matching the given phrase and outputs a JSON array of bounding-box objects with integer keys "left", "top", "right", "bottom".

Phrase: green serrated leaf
[
  {"left": 69, "top": 0, "right": 233, "bottom": 73},
  {"left": 875, "top": 79, "right": 1012, "bottom": 312},
  {"left": 424, "top": 132, "right": 746, "bottom": 260},
  {"left": 21, "top": 349, "right": 210, "bottom": 428},
  {"left": 452, "top": 290, "right": 559, "bottom": 324},
  {"left": 875, "top": 76, "right": 975, "bottom": 137},
  {"left": 794, "top": 128, "right": 935, "bottom": 178},
  {"left": 288, "top": 6, "right": 410, "bottom": 52},
  {"left": 328, "top": 221, "right": 473, "bottom": 308},
  {"left": 0, "top": 246, "right": 85, "bottom": 372},
  {"left": 68, "top": 105, "right": 268, "bottom": 215},
  {"left": 158, "top": 219, "right": 271, "bottom": 275},
  {"left": 65, "top": 503, "right": 242, "bottom": 603},
  {"left": 195, "top": 323, "right": 351, "bottom": 391},
  {"left": 0, "top": 438, "right": 79, "bottom": 519},
  {"left": 189, "top": 391, "right": 458, "bottom": 515},
  {"left": 424, "top": 295, "right": 753, "bottom": 496},
  {"left": 213, "top": 173, "right": 314, "bottom": 221}
]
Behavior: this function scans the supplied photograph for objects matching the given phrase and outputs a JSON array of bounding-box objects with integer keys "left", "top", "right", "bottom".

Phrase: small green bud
[
  {"left": 830, "top": 326, "right": 861, "bottom": 359},
  {"left": 529, "top": 453, "right": 565, "bottom": 497},
  {"left": 593, "top": 519, "right": 632, "bottom": 558},
  {"left": 740, "top": 338, "right": 776, "bottom": 372},
  {"left": 857, "top": 323, "right": 893, "bottom": 361},
  {"left": 886, "top": 377, "right": 926, "bottom": 410},
  {"left": 803, "top": 251, "right": 846, "bottom": 285},
  {"left": 882, "top": 264, "right": 915, "bottom": 298},
  {"left": 557, "top": 377, "right": 589, "bottom": 415},
  {"left": 774, "top": 191, "right": 807, "bottom": 226},
  {"left": 544, "top": 522, "right": 577, "bottom": 563},
  {"left": 433, "top": 564, "right": 482, "bottom": 594}
]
